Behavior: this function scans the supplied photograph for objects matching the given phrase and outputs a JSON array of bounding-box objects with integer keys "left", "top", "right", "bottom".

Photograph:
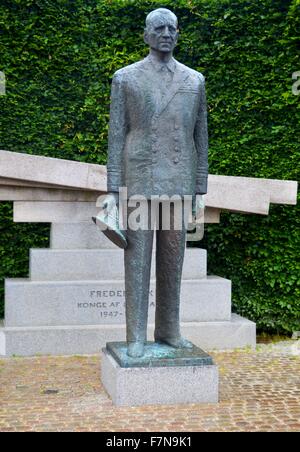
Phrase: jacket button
[
  {"left": 175, "top": 147, "right": 180, "bottom": 152},
  {"left": 174, "top": 157, "right": 179, "bottom": 164},
  {"left": 174, "top": 125, "right": 179, "bottom": 130}
]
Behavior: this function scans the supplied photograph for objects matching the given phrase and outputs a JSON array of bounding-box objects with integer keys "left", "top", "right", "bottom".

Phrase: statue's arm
[
  {"left": 107, "top": 71, "right": 127, "bottom": 195},
  {"left": 194, "top": 74, "right": 209, "bottom": 195}
]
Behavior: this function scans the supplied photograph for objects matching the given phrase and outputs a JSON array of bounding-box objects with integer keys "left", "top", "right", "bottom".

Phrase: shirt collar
[{"left": 148, "top": 54, "right": 176, "bottom": 74}]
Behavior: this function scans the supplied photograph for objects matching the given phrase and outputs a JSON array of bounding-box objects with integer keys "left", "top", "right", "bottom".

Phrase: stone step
[
  {"left": 13, "top": 201, "right": 221, "bottom": 224},
  {"left": 50, "top": 223, "right": 210, "bottom": 251},
  {"left": 4, "top": 276, "right": 231, "bottom": 327},
  {"left": 29, "top": 248, "right": 207, "bottom": 281},
  {"left": 51, "top": 223, "right": 118, "bottom": 249},
  {"left": 0, "top": 314, "right": 256, "bottom": 356}
]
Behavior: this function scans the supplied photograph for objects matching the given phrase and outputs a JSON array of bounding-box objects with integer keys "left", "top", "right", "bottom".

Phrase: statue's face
[{"left": 144, "top": 13, "right": 178, "bottom": 53}]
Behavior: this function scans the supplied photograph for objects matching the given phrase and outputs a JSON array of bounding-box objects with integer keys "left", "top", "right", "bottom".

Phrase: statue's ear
[{"left": 144, "top": 29, "right": 149, "bottom": 45}]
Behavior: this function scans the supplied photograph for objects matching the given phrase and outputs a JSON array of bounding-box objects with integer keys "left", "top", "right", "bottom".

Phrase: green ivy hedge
[{"left": 0, "top": 0, "right": 299, "bottom": 332}]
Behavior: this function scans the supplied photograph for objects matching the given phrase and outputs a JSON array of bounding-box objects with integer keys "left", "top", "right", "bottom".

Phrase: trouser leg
[
  {"left": 124, "top": 200, "right": 154, "bottom": 343},
  {"left": 155, "top": 201, "right": 187, "bottom": 340}
]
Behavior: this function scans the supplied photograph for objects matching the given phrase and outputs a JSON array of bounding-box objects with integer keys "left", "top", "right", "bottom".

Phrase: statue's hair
[{"left": 145, "top": 8, "right": 178, "bottom": 28}]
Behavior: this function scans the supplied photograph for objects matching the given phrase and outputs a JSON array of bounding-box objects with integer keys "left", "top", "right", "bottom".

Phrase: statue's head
[{"left": 144, "top": 8, "right": 179, "bottom": 53}]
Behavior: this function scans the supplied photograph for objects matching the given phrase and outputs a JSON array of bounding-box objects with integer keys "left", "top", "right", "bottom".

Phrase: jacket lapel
[
  {"left": 137, "top": 57, "right": 190, "bottom": 119},
  {"left": 137, "top": 58, "right": 160, "bottom": 116},
  {"left": 155, "top": 62, "right": 190, "bottom": 118}
]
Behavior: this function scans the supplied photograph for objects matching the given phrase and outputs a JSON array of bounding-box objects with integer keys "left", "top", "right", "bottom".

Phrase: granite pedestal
[
  {"left": 0, "top": 151, "right": 298, "bottom": 358},
  {"left": 0, "top": 222, "right": 256, "bottom": 356},
  {"left": 101, "top": 342, "right": 219, "bottom": 406}
]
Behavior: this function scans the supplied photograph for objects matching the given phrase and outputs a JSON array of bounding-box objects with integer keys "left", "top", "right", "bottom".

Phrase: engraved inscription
[{"left": 75, "top": 289, "right": 156, "bottom": 323}]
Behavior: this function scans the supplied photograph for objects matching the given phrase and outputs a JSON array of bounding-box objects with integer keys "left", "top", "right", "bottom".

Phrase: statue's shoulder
[
  {"left": 112, "top": 60, "right": 144, "bottom": 82},
  {"left": 176, "top": 60, "right": 205, "bottom": 84}
]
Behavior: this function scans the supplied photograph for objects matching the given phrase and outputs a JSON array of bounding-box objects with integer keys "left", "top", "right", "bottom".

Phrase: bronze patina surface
[
  {"left": 105, "top": 342, "right": 214, "bottom": 368},
  {"left": 99, "top": 8, "right": 209, "bottom": 358}
]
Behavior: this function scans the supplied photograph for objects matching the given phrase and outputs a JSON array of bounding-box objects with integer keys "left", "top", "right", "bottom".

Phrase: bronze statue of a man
[{"left": 104, "top": 8, "right": 208, "bottom": 358}]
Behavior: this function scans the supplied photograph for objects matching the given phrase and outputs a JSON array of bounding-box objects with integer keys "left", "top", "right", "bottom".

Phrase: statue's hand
[
  {"left": 93, "top": 191, "right": 127, "bottom": 249},
  {"left": 100, "top": 192, "right": 119, "bottom": 211},
  {"left": 94, "top": 191, "right": 120, "bottom": 227}
]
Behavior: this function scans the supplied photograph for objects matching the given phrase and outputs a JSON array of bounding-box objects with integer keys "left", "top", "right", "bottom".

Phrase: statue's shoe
[
  {"left": 155, "top": 336, "right": 194, "bottom": 349},
  {"left": 127, "top": 342, "right": 145, "bottom": 358}
]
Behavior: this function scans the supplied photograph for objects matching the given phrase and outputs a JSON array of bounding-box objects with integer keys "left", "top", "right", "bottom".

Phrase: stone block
[
  {"left": 29, "top": 248, "right": 207, "bottom": 281},
  {"left": 0, "top": 325, "right": 5, "bottom": 356},
  {"left": 0, "top": 150, "right": 107, "bottom": 191},
  {"left": 4, "top": 276, "right": 231, "bottom": 327},
  {"left": 0, "top": 314, "right": 256, "bottom": 357},
  {"left": 14, "top": 201, "right": 99, "bottom": 223},
  {"left": 205, "top": 185, "right": 270, "bottom": 214},
  {"left": 0, "top": 186, "right": 100, "bottom": 202},
  {"left": 51, "top": 223, "right": 220, "bottom": 250},
  {"left": 0, "top": 150, "right": 297, "bottom": 207},
  {"left": 50, "top": 223, "right": 117, "bottom": 249},
  {"left": 13, "top": 201, "right": 221, "bottom": 223},
  {"left": 208, "top": 175, "right": 298, "bottom": 206},
  {"left": 0, "top": 177, "right": 68, "bottom": 189},
  {"left": 101, "top": 347, "right": 219, "bottom": 406},
  {"left": 180, "top": 315, "right": 257, "bottom": 351}
]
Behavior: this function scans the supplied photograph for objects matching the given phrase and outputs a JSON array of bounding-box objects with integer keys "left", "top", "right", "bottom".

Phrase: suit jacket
[{"left": 107, "top": 55, "right": 209, "bottom": 198}]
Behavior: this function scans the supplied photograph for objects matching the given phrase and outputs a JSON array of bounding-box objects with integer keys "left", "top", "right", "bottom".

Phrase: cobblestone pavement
[{"left": 0, "top": 344, "right": 299, "bottom": 432}]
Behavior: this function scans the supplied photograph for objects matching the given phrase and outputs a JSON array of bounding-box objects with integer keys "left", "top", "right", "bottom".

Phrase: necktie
[{"left": 159, "top": 66, "right": 173, "bottom": 99}]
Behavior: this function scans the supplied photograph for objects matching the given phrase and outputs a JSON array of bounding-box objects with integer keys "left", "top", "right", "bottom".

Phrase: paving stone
[{"left": 0, "top": 348, "right": 299, "bottom": 432}]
